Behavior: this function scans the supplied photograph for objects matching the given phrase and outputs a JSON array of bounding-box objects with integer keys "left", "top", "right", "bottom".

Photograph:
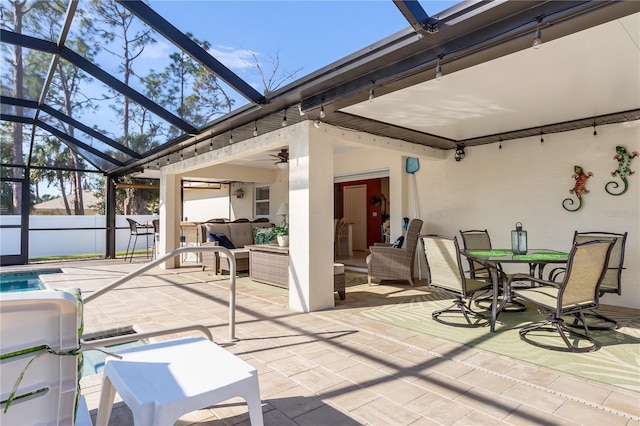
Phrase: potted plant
[{"left": 274, "top": 220, "right": 288, "bottom": 247}]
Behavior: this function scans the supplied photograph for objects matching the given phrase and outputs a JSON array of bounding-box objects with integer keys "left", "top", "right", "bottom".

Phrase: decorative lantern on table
[{"left": 511, "top": 222, "right": 527, "bottom": 255}]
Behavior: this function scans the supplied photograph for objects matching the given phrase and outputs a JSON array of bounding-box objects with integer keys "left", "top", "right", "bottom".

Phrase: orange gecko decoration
[{"left": 563, "top": 165, "right": 593, "bottom": 212}]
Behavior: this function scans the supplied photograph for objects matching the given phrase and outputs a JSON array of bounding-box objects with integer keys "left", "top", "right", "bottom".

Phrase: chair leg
[
  {"left": 432, "top": 298, "right": 489, "bottom": 328},
  {"left": 519, "top": 316, "right": 598, "bottom": 353},
  {"left": 568, "top": 309, "right": 619, "bottom": 331},
  {"left": 125, "top": 234, "right": 134, "bottom": 262}
]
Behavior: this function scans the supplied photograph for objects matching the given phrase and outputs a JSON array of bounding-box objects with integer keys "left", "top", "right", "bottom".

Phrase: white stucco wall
[
  {"left": 182, "top": 185, "right": 231, "bottom": 222},
  {"left": 410, "top": 121, "right": 639, "bottom": 309}
]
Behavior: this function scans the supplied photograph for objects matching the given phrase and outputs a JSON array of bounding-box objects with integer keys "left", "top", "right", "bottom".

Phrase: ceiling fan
[{"left": 269, "top": 148, "right": 289, "bottom": 168}]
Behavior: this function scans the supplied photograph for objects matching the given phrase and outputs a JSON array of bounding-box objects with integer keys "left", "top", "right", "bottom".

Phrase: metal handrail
[
  {"left": 83, "top": 246, "right": 237, "bottom": 341},
  {"left": 81, "top": 325, "right": 214, "bottom": 348}
]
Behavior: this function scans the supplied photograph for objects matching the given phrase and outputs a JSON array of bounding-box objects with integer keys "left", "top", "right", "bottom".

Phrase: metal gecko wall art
[
  {"left": 563, "top": 165, "right": 593, "bottom": 212},
  {"left": 605, "top": 146, "right": 638, "bottom": 196}
]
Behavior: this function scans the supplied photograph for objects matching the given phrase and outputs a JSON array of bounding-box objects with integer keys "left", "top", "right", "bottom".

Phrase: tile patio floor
[{"left": 23, "top": 259, "right": 640, "bottom": 425}]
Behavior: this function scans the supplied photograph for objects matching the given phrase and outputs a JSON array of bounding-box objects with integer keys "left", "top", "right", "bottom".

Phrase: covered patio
[
  {"left": 1, "top": 1, "right": 639, "bottom": 424},
  {"left": 12, "top": 259, "right": 635, "bottom": 425}
]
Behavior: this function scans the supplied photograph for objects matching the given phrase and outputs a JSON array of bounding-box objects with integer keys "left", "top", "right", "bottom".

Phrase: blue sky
[
  {"left": 41, "top": 1, "right": 460, "bottom": 197},
  {"left": 146, "top": 1, "right": 458, "bottom": 97}
]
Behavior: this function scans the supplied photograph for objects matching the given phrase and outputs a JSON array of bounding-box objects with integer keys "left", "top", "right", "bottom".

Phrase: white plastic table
[{"left": 95, "top": 337, "right": 263, "bottom": 426}]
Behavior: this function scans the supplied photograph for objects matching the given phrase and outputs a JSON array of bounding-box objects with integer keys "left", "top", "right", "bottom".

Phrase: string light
[
  {"left": 593, "top": 121, "right": 598, "bottom": 138},
  {"left": 209, "top": 140, "right": 213, "bottom": 151},
  {"left": 229, "top": 133, "right": 233, "bottom": 144},
  {"left": 253, "top": 121, "right": 258, "bottom": 137},
  {"left": 194, "top": 144, "right": 198, "bottom": 156},
  {"left": 314, "top": 119, "right": 321, "bottom": 129},
  {"left": 499, "top": 137, "right": 503, "bottom": 150},
  {"left": 435, "top": 56, "right": 443, "bottom": 81},
  {"left": 533, "top": 16, "right": 543, "bottom": 49},
  {"left": 180, "top": 150, "right": 183, "bottom": 161},
  {"left": 319, "top": 104, "right": 326, "bottom": 119},
  {"left": 298, "top": 104, "right": 305, "bottom": 116},
  {"left": 368, "top": 87, "right": 375, "bottom": 102},
  {"left": 281, "top": 109, "right": 287, "bottom": 126},
  {"left": 540, "top": 130, "right": 544, "bottom": 144}
]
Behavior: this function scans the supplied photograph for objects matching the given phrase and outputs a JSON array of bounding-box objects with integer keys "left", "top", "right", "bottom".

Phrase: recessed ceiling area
[{"left": 342, "top": 13, "right": 640, "bottom": 143}]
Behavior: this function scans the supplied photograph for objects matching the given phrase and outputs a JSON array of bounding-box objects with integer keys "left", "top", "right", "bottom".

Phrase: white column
[
  {"left": 159, "top": 171, "right": 180, "bottom": 269},
  {"left": 288, "top": 122, "right": 335, "bottom": 312}
]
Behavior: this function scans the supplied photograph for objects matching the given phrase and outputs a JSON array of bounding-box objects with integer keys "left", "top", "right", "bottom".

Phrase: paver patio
[{"left": 19, "top": 259, "right": 640, "bottom": 425}]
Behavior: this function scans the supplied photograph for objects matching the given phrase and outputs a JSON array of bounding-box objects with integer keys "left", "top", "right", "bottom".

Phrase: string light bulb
[
  {"left": 499, "top": 137, "right": 503, "bottom": 150},
  {"left": 319, "top": 104, "right": 326, "bottom": 119},
  {"left": 253, "top": 122, "right": 258, "bottom": 137},
  {"left": 228, "top": 133, "right": 233, "bottom": 144},
  {"left": 540, "top": 130, "right": 544, "bottom": 144},
  {"left": 368, "top": 87, "right": 375, "bottom": 102},
  {"left": 532, "top": 17, "right": 542, "bottom": 49},
  {"left": 435, "top": 57, "right": 443, "bottom": 81},
  {"left": 209, "top": 140, "right": 213, "bottom": 151},
  {"left": 194, "top": 144, "right": 198, "bottom": 156},
  {"left": 281, "top": 109, "right": 287, "bottom": 126},
  {"left": 314, "top": 119, "right": 321, "bottom": 129},
  {"left": 593, "top": 122, "right": 598, "bottom": 138},
  {"left": 298, "top": 104, "right": 305, "bottom": 116},
  {"left": 180, "top": 150, "right": 183, "bottom": 161}
]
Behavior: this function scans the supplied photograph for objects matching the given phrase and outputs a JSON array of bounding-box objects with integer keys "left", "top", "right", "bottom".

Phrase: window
[{"left": 255, "top": 185, "right": 270, "bottom": 218}]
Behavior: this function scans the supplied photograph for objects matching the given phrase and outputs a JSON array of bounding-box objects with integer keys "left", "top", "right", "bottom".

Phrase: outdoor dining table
[{"left": 461, "top": 249, "right": 569, "bottom": 332}]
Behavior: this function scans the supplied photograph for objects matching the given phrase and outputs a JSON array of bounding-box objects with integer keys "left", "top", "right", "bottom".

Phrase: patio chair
[
  {"left": 420, "top": 234, "right": 493, "bottom": 327},
  {"left": 510, "top": 239, "right": 614, "bottom": 352},
  {"left": 367, "top": 218, "right": 423, "bottom": 286},
  {"left": 459, "top": 229, "right": 525, "bottom": 312},
  {"left": 151, "top": 219, "right": 160, "bottom": 259},
  {"left": 125, "top": 218, "right": 154, "bottom": 262},
  {"left": 1, "top": 289, "right": 92, "bottom": 426},
  {"left": 550, "top": 231, "right": 627, "bottom": 330},
  {"left": 459, "top": 229, "right": 492, "bottom": 280}
]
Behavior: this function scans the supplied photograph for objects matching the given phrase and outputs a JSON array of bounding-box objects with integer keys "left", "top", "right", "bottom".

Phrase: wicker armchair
[{"left": 367, "top": 218, "right": 423, "bottom": 286}]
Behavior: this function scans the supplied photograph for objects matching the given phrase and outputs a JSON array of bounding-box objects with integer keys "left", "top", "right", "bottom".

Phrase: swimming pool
[{"left": 0, "top": 268, "right": 62, "bottom": 292}]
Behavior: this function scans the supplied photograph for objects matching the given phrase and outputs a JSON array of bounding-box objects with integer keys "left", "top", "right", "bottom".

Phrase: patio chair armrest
[
  {"left": 547, "top": 266, "right": 566, "bottom": 282},
  {"left": 507, "top": 273, "right": 560, "bottom": 288},
  {"left": 369, "top": 245, "right": 407, "bottom": 255}
]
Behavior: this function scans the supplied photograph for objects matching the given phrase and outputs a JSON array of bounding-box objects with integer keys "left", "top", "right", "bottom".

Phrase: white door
[{"left": 343, "top": 185, "right": 367, "bottom": 251}]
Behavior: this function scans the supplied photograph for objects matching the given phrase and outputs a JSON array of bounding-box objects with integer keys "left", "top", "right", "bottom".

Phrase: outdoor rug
[{"left": 357, "top": 292, "right": 640, "bottom": 392}]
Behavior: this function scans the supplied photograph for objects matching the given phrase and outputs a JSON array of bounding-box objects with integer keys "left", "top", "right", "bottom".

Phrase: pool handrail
[
  {"left": 83, "top": 246, "right": 237, "bottom": 341},
  {"left": 81, "top": 324, "right": 214, "bottom": 349}
]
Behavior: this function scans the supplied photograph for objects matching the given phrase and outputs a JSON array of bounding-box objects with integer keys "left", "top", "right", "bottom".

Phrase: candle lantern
[{"left": 511, "top": 222, "right": 528, "bottom": 255}]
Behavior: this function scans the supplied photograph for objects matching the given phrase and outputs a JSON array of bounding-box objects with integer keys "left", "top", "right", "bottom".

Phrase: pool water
[
  {"left": 0, "top": 268, "right": 62, "bottom": 292},
  {"left": 82, "top": 340, "right": 147, "bottom": 376}
]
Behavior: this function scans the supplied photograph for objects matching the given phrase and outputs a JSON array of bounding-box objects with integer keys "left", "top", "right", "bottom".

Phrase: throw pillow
[
  {"left": 254, "top": 227, "right": 276, "bottom": 245},
  {"left": 215, "top": 233, "right": 235, "bottom": 249},
  {"left": 207, "top": 232, "right": 219, "bottom": 243},
  {"left": 392, "top": 236, "right": 404, "bottom": 248}
]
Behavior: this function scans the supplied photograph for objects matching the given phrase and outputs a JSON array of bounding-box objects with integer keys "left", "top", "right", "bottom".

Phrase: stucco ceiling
[{"left": 342, "top": 13, "right": 640, "bottom": 145}]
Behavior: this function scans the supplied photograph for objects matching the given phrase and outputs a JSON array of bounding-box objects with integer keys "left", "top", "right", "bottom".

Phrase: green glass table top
[
  {"left": 466, "top": 249, "right": 513, "bottom": 257},
  {"left": 512, "top": 252, "right": 569, "bottom": 261}
]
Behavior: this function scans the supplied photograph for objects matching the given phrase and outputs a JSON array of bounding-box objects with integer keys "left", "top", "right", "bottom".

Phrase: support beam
[
  {"left": 118, "top": 0, "right": 266, "bottom": 105},
  {"left": 106, "top": 177, "right": 117, "bottom": 259},
  {"left": 288, "top": 122, "right": 335, "bottom": 312}
]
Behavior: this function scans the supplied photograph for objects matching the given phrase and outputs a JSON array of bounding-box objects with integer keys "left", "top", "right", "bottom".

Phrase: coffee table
[{"left": 245, "top": 244, "right": 289, "bottom": 288}]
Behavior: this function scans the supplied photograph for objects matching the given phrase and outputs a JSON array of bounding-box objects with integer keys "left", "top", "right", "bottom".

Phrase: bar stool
[{"left": 125, "top": 218, "right": 154, "bottom": 262}]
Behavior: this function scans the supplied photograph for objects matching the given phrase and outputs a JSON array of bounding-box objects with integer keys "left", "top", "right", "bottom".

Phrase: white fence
[{"left": 0, "top": 215, "right": 158, "bottom": 258}]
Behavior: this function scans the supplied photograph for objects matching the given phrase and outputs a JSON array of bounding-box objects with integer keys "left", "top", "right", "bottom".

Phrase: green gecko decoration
[
  {"left": 563, "top": 165, "right": 593, "bottom": 212},
  {"left": 605, "top": 146, "right": 638, "bottom": 196}
]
